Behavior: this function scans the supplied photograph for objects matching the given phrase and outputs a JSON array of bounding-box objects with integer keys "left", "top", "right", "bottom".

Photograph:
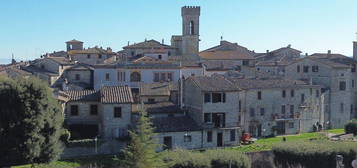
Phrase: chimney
[
  {"left": 305, "top": 53, "right": 308, "bottom": 57},
  {"left": 327, "top": 50, "right": 331, "bottom": 55},
  {"left": 353, "top": 41, "right": 357, "bottom": 60},
  {"left": 162, "top": 38, "right": 164, "bottom": 44},
  {"left": 266, "top": 50, "right": 269, "bottom": 53}
]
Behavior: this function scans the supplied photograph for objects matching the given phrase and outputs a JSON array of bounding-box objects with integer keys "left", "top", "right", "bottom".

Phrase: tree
[
  {"left": 0, "top": 77, "right": 65, "bottom": 167},
  {"left": 121, "top": 109, "right": 164, "bottom": 168}
]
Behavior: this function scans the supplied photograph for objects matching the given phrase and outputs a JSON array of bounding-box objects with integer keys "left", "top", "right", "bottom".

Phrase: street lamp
[{"left": 94, "top": 136, "right": 98, "bottom": 154}]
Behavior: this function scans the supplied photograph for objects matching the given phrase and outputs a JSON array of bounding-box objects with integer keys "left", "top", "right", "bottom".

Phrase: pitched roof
[
  {"left": 65, "top": 86, "right": 133, "bottom": 103},
  {"left": 199, "top": 41, "right": 255, "bottom": 60},
  {"left": 66, "top": 39, "right": 83, "bottom": 43},
  {"left": 144, "top": 102, "right": 182, "bottom": 114},
  {"left": 202, "top": 61, "right": 240, "bottom": 71},
  {"left": 47, "top": 57, "right": 75, "bottom": 65},
  {"left": 227, "top": 78, "right": 318, "bottom": 90},
  {"left": 152, "top": 116, "right": 202, "bottom": 133},
  {"left": 289, "top": 55, "right": 351, "bottom": 69},
  {"left": 65, "top": 90, "right": 100, "bottom": 101},
  {"left": 310, "top": 53, "right": 357, "bottom": 66},
  {"left": 188, "top": 76, "right": 239, "bottom": 92},
  {"left": 101, "top": 86, "right": 134, "bottom": 104},
  {"left": 123, "top": 40, "right": 176, "bottom": 49},
  {"left": 21, "top": 65, "right": 59, "bottom": 76},
  {"left": 140, "top": 82, "right": 176, "bottom": 96},
  {"left": 132, "top": 56, "right": 170, "bottom": 64},
  {"left": 68, "top": 47, "right": 115, "bottom": 55}
]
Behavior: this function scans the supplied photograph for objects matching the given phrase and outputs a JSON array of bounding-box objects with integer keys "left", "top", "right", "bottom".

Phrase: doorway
[
  {"left": 163, "top": 136, "right": 172, "bottom": 150},
  {"left": 217, "top": 132, "right": 223, "bottom": 147}
]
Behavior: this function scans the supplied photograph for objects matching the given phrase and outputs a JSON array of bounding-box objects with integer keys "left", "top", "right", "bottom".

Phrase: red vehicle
[{"left": 241, "top": 133, "right": 256, "bottom": 145}]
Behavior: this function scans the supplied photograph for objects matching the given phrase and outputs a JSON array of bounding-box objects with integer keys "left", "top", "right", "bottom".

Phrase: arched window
[
  {"left": 130, "top": 72, "right": 141, "bottom": 82},
  {"left": 189, "top": 21, "right": 194, "bottom": 35}
]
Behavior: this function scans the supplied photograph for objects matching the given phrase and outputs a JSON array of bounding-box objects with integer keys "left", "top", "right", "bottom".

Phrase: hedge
[
  {"left": 162, "top": 149, "right": 250, "bottom": 168},
  {"left": 345, "top": 119, "right": 357, "bottom": 136},
  {"left": 66, "top": 139, "right": 105, "bottom": 148},
  {"left": 272, "top": 141, "right": 357, "bottom": 168}
]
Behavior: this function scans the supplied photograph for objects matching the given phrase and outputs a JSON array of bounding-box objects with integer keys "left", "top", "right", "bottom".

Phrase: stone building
[
  {"left": 171, "top": 6, "right": 201, "bottom": 61},
  {"left": 122, "top": 39, "right": 177, "bottom": 61},
  {"left": 183, "top": 76, "right": 241, "bottom": 148},
  {"left": 227, "top": 78, "right": 324, "bottom": 137},
  {"left": 64, "top": 86, "right": 134, "bottom": 139},
  {"left": 285, "top": 52, "right": 357, "bottom": 128},
  {"left": 61, "top": 64, "right": 94, "bottom": 90}
]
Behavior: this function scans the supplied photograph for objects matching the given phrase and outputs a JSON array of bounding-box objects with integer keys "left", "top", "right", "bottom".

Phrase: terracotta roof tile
[{"left": 101, "top": 86, "right": 133, "bottom": 104}]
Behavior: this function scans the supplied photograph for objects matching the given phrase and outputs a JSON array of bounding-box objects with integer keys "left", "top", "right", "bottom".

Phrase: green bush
[
  {"left": 345, "top": 119, "right": 357, "bottom": 135},
  {"left": 60, "top": 129, "right": 71, "bottom": 144},
  {"left": 206, "top": 150, "right": 251, "bottom": 168},
  {"left": 162, "top": 149, "right": 250, "bottom": 168},
  {"left": 272, "top": 141, "right": 357, "bottom": 168}
]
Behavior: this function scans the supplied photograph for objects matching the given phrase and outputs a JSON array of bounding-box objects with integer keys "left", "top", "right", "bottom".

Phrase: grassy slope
[
  {"left": 230, "top": 129, "right": 345, "bottom": 153},
  {"left": 13, "top": 129, "right": 345, "bottom": 168}
]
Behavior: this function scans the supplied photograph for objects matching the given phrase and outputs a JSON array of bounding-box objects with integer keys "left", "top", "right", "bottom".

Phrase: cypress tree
[
  {"left": 121, "top": 109, "right": 164, "bottom": 168},
  {"left": 0, "top": 77, "right": 65, "bottom": 167}
]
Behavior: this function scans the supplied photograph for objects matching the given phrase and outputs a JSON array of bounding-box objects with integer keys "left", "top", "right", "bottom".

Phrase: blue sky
[{"left": 1, "top": 0, "right": 357, "bottom": 64}]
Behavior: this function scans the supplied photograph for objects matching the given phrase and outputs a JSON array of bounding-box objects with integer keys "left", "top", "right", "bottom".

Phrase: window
[
  {"left": 207, "top": 131, "right": 212, "bottom": 142},
  {"left": 130, "top": 72, "right": 141, "bottom": 82},
  {"left": 87, "top": 54, "right": 91, "bottom": 59},
  {"left": 189, "top": 20, "right": 194, "bottom": 35},
  {"left": 167, "top": 73, "right": 173, "bottom": 81},
  {"left": 184, "top": 134, "right": 192, "bottom": 142},
  {"left": 90, "top": 105, "right": 98, "bottom": 115},
  {"left": 339, "top": 81, "right": 346, "bottom": 91},
  {"left": 297, "top": 65, "right": 300, "bottom": 72},
  {"left": 212, "top": 93, "right": 222, "bottom": 103},
  {"left": 117, "top": 71, "right": 126, "bottom": 82},
  {"left": 290, "top": 90, "right": 295, "bottom": 97},
  {"left": 281, "top": 105, "right": 286, "bottom": 114},
  {"left": 301, "top": 94, "right": 305, "bottom": 103},
  {"left": 114, "top": 107, "right": 122, "bottom": 118},
  {"left": 153, "top": 72, "right": 172, "bottom": 82},
  {"left": 154, "top": 73, "right": 160, "bottom": 82},
  {"left": 257, "top": 91, "right": 262, "bottom": 100},
  {"left": 316, "top": 90, "right": 320, "bottom": 97},
  {"left": 340, "top": 103, "right": 344, "bottom": 113},
  {"left": 289, "top": 122, "right": 294, "bottom": 128},
  {"left": 260, "top": 108, "right": 265, "bottom": 116},
  {"left": 242, "top": 60, "right": 249, "bottom": 66},
  {"left": 75, "top": 74, "right": 80, "bottom": 80},
  {"left": 70, "top": 105, "right": 79, "bottom": 116},
  {"left": 131, "top": 51, "right": 135, "bottom": 56},
  {"left": 250, "top": 108, "right": 255, "bottom": 117},
  {"left": 148, "top": 98, "right": 155, "bottom": 103},
  {"left": 352, "top": 64, "right": 356, "bottom": 72},
  {"left": 238, "top": 100, "right": 242, "bottom": 112},
  {"left": 98, "top": 54, "right": 102, "bottom": 59},
  {"left": 351, "top": 104, "right": 354, "bottom": 115},
  {"left": 168, "top": 51, "right": 171, "bottom": 56},
  {"left": 160, "top": 73, "right": 166, "bottom": 82},
  {"left": 230, "top": 130, "right": 236, "bottom": 141},
  {"left": 204, "top": 93, "right": 211, "bottom": 103},
  {"left": 290, "top": 105, "right": 294, "bottom": 115},
  {"left": 158, "top": 55, "right": 162, "bottom": 60},
  {"left": 303, "top": 66, "right": 309, "bottom": 73},
  {"left": 222, "top": 93, "right": 226, "bottom": 103},
  {"left": 312, "top": 65, "right": 319, "bottom": 72},
  {"left": 282, "top": 90, "right": 286, "bottom": 98},
  {"left": 352, "top": 80, "right": 355, "bottom": 88},
  {"left": 105, "top": 73, "right": 110, "bottom": 81},
  {"left": 204, "top": 113, "right": 212, "bottom": 123},
  {"left": 310, "top": 88, "right": 313, "bottom": 95}
]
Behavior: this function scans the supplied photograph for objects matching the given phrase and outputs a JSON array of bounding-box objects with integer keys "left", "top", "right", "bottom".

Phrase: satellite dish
[{"left": 352, "top": 159, "right": 357, "bottom": 168}]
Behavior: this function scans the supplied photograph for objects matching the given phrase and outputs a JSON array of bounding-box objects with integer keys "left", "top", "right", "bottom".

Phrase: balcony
[{"left": 271, "top": 113, "right": 300, "bottom": 121}]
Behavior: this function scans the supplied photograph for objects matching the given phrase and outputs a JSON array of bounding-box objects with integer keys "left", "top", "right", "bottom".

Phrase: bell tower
[{"left": 181, "top": 6, "right": 200, "bottom": 60}]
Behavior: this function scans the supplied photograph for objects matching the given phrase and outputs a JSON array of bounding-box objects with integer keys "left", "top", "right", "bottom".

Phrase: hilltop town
[{"left": 1, "top": 6, "right": 357, "bottom": 167}]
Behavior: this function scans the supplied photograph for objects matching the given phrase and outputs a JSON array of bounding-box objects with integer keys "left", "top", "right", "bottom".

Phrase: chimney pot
[{"left": 328, "top": 50, "right": 331, "bottom": 54}]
